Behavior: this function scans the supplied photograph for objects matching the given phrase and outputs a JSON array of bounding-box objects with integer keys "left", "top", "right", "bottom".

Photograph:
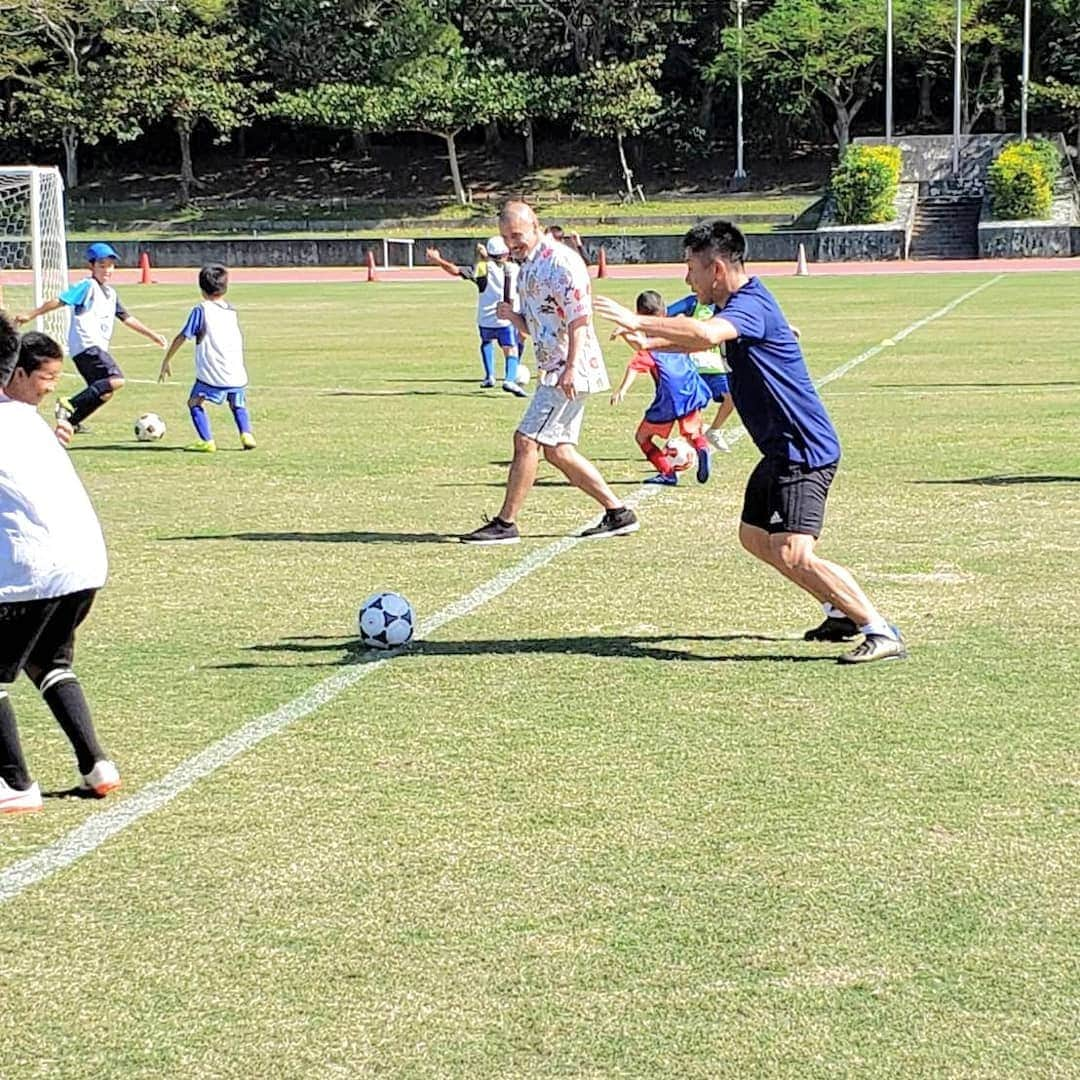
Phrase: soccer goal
[{"left": 0, "top": 166, "right": 69, "bottom": 343}]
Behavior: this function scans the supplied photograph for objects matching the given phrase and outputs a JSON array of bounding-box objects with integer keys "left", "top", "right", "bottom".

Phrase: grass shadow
[
  {"left": 165, "top": 530, "right": 460, "bottom": 544},
  {"left": 207, "top": 631, "right": 837, "bottom": 671},
  {"left": 913, "top": 475, "right": 1079, "bottom": 486}
]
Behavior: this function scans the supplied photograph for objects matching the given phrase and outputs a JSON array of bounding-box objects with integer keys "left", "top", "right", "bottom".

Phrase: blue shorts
[
  {"left": 479, "top": 325, "right": 517, "bottom": 349},
  {"left": 190, "top": 379, "right": 247, "bottom": 406},
  {"left": 701, "top": 372, "right": 730, "bottom": 402}
]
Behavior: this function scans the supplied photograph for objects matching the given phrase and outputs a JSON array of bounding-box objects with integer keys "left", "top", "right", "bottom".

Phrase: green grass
[
  {"left": 1, "top": 272, "right": 1077, "bottom": 1077},
  {"left": 67, "top": 193, "right": 819, "bottom": 240}
]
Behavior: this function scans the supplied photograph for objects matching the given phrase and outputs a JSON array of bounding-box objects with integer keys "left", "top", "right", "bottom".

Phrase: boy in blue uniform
[
  {"left": 610, "top": 291, "right": 712, "bottom": 486},
  {"left": 666, "top": 290, "right": 734, "bottom": 452},
  {"left": 425, "top": 238, "right": 526, "bottom": 397},
  {"left": 16, "top": 242, "right": 167, "bottom": 432},
  {"left": 159, "top": 263, "right": 255, "bottom": 452},
  {"left": 595, "top": 220, "right": 906, "bottom": 665}
]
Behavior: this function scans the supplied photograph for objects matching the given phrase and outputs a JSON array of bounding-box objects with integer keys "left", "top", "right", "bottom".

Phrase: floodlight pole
[
  {"left": 885, "top": 0, "right": 894, "bottom": 143},
  {"left": 734, "top": 0, "right": 747, "bottom": 181},
  {"left": 953, "top": 0, "right": 962, "bottom": 173},
  {"left": 1020, "top": 0, "right": 1031, "bottom": 140}
]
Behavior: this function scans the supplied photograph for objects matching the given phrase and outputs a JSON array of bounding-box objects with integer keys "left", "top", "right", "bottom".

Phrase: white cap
[{"left": 485, "top": 236, "right": 509, "bottom": 257}]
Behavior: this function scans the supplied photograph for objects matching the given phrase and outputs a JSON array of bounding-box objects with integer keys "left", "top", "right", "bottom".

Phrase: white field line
[{"left": 0, "top": 276, "right": 1002, "bottom": 905}]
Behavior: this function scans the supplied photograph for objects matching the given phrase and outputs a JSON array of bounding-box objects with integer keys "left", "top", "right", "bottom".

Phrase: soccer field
[{"left": 2, "top": 271, "right": 1077, "bottom": 1077}]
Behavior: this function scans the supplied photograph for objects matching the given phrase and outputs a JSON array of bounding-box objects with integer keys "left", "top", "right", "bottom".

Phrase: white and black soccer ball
[
  {"left": 134, "top": 413, "right": 166, "bottom": 441},
  {"left": 358, "top": 591, "right": 415, "bottom": 650},
  {"left": 664, "top": 437, "right": 697, "bottom": 473},
  {"left": 515, "top": 364, "right": 531, "bottom": 386}
]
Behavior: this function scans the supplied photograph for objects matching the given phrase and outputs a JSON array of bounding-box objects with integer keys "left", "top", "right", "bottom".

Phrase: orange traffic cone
[
  {"left": 597, "top": 246, "right": 608, "bottom": 279},
  {"left": 139, "top": 251, "right": 153, "bottom": 285},
  {"left": 365, "top": 249, "right": 378, "bottom": 282}
]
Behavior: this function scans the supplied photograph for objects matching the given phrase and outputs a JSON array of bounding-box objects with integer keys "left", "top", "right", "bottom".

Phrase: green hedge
[
  {"left": 829, "top": 145, "right": 903, "bottom": 225},
  {"left": 988, "top": 139, "right": 1061, "bottom": 220}
]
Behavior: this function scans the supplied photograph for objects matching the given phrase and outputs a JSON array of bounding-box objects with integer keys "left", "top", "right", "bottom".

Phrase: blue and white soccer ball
[
  {"left": 134, "top": 412, "right": 166, "bottom": 441},
  {"left": 358, "top": 591, "right": 415, "bottom": 649}
]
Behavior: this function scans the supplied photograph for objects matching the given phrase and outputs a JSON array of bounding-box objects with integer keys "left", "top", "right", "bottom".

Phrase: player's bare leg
[
  {"left": 542, "top": 443, "right": 622, "bottom": 509},
  {"left": 706, "top": 395, "right": 733, "bottom": 452},
  {"left": 498, "top": 431, "right": 541, "bottom": 521}
]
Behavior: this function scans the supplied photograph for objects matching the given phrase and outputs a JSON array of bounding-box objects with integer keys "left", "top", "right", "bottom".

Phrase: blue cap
[{"left": 86, "top": 241, "right": 120, "bottom": 263}]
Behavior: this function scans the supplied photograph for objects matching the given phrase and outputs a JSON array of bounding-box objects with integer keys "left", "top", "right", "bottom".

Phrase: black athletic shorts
[
  {"left": 741, "top": 456, "right": 838, "bottom": 538},
  {"left": 72, "top": 346, "right": 123, "bottom": 384},
  {"left": 0, "top": 590, "right": 97, "bottom": 684}
]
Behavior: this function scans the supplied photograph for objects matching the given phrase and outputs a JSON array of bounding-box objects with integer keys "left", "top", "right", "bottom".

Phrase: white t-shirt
[
  {"left": 0, "top": 396, "right": 108, "bottom": 602},
  {"left": 180, "top": 299, "right": 249, "bottom": 388},
  {"left": 461, "top": 261, "right": 519, "bottom": 329}
]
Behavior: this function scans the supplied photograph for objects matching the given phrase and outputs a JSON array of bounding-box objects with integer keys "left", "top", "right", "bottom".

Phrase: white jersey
[
  {"left": 182, "top": 299, "right": 248, "bottom": 388},
  {"left": 0, "top": 396, "right": 108, "bottom": 602},
  {"left": 60, "top": 277, "right": 124, "bottom": 356},
  {"left": 466, "top": 260, "right": 519, "bottom": 329}
]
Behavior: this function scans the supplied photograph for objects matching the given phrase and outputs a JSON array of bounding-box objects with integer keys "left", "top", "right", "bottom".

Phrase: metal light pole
[
  {"left": 734, "top": 0, "right": 747, "bottom": 180},
  {"left": 885, "top": 0, "right": 894, "bottom": 143},
  {"left": 952, "top": 0, "right": 962, "bottom": 173},
  {"left": 1020, "top": 0, "right": 1032, "bottom": 140}
]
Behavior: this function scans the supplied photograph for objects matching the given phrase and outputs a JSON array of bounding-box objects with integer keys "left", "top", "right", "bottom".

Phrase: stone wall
[
  {"left": 69, "top": 231, "right": 823, "bottom": 268},
  {"left": 856, "top": 134, "right": 1012, "bottom": 196},
  {"left": 815, "top": 182, "right": 918, "bottom": 261}
]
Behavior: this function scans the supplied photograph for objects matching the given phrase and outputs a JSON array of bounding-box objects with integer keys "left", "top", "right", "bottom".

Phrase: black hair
[
  {"left": 548, "top": 224, "right": 565, "bottom": 240},
  {"left": 683, "top": 219, "right": 747, "bottom": 267},
  {"left": 17, "top": 331, "right": 63, "bottom": 374},
  {"left": 0, "top": 312, "right": 19, "bottom": 385},
  {"left": 635, "top": 290, "right": 664, "bottom": 316},
  {"left": 199, "top": 263, "right": 229, "bottom": 296}
]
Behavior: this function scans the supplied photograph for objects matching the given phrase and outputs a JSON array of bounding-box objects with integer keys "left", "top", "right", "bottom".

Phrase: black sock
[
  {"left": 39, "top": 672, "right": 104, "bottom": 775},
  {"left": 69, "top": 380, "right": 114, "bottom": 425},
  {"left": 0, "top": 691, "right": 33, "bottom": 790}
]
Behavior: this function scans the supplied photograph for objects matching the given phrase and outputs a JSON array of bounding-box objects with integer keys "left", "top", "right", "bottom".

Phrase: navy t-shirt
[{"left": 719, "top": 278, "right": 840, "bottom": 467}]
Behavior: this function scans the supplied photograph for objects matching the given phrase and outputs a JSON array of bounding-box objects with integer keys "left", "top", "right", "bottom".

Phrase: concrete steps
[{"left": 909, "top": 198, "right": 982, "bottom": 259}]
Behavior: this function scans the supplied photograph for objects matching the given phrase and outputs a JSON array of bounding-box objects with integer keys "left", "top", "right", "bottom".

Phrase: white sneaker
[
  {"left": 705, "top": 428, "right": 731, "bottom": 453},
  {"left": 80, "top": 759, "right": 121, "bottom": 797},
  {"left": 0, "top": 778, "right": 43, "bottom": 813}
]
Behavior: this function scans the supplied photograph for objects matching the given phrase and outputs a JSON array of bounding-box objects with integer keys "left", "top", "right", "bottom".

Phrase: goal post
[{"left": 0, "top": 166, "right": 70, "bottom": 344}]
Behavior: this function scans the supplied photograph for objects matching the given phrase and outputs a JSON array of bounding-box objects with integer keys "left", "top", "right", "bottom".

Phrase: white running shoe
[
  {"left": 0, "top": 778, "right": 43, "bottom": 813},
  {"left": 80, "top": 760, "right": 121, "bottom": 797},
  {"left": 705, "top": 428, "right": 731, "bottom": 453}
]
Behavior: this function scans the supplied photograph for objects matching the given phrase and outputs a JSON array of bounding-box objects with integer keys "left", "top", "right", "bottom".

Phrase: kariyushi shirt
[
  {"left": 516, "top": 238, "right": 609, "bottom": 393},
  {"left": 719, "top": 277, "right": 840, "bottom": 467},
  {"left": 179, "top": 300, "right": 249, "bottom": 388},
  {"left": 0, "top": 395, "right": 108, "bottom": 602},
  {"left": 59, "top": 277, "right": 128, "bottom": 357}
]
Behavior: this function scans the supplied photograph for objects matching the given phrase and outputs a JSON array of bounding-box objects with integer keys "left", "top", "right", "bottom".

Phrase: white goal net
[{"left": 0, "top": 166, "right": 69, "bottom": 345}]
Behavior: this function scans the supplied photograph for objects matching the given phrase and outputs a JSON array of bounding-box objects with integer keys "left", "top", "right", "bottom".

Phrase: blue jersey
[
  {"left": 665, "top": 294, "right": 699, "bottom": 317},
  {"left": 719, "top": 278, "right": 840, "bottom": 467},
  {"left": 630, "top": 350, "right": 712, "bottom": 424}
]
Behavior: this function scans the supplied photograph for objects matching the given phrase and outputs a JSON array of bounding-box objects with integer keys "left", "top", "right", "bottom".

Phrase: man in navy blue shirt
[{"left": 595, "top": 220, "right": 905, "bottom": 664}]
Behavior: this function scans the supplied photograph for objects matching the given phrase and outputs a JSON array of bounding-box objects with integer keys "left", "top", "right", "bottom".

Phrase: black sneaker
[
  {"left": 838, "top": 628, "right": 908, "bottom": 665},
  {"left": 461, "top": 516, "right": 520, "bottom": 545},
  {"left": 803, "top": 615, "right": 859, "bottom": 642},
  {"left": 580, "top": 506, "right": 640, "bottom": 539}
]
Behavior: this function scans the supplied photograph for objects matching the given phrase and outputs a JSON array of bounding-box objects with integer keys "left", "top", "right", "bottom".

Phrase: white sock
[
  {"left": 860, "top": 620, "right": 896, "bottom": 639},
  {"left": 823, "top": 602, "right": 847, "bottom": 620}
]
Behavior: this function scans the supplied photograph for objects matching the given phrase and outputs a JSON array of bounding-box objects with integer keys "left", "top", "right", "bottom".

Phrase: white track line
[{"left": 0, "top": 276, "right": 1002, "bottom": 905}]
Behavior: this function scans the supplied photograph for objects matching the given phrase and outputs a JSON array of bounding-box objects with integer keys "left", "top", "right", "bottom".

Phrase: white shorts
[{"left": 517, "top": 384, "right": 588, "bottom": 446}]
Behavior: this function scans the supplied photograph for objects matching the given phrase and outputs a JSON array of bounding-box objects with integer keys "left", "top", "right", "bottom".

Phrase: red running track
[{"left": 2, "top": 257, "right": 1078, "bottom": 288}]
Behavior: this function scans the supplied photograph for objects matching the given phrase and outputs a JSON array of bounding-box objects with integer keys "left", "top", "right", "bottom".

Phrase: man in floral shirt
[{"left": 460, "top": 201, "right": 640, "bottom": 544}]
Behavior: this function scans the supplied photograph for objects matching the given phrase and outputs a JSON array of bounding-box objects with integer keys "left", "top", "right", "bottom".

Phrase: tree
[
  {"left": 573, "top": 57, "right": 662, "bottom": 199},
  {"left": 110, "top": 19, "right": 261, "bottom": 203},
  {"left": 716, "top": 0, "right": 885, "bottom": 158},
  {"left": 0, "top": 0, "right": 130, "bottom": 188}
]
